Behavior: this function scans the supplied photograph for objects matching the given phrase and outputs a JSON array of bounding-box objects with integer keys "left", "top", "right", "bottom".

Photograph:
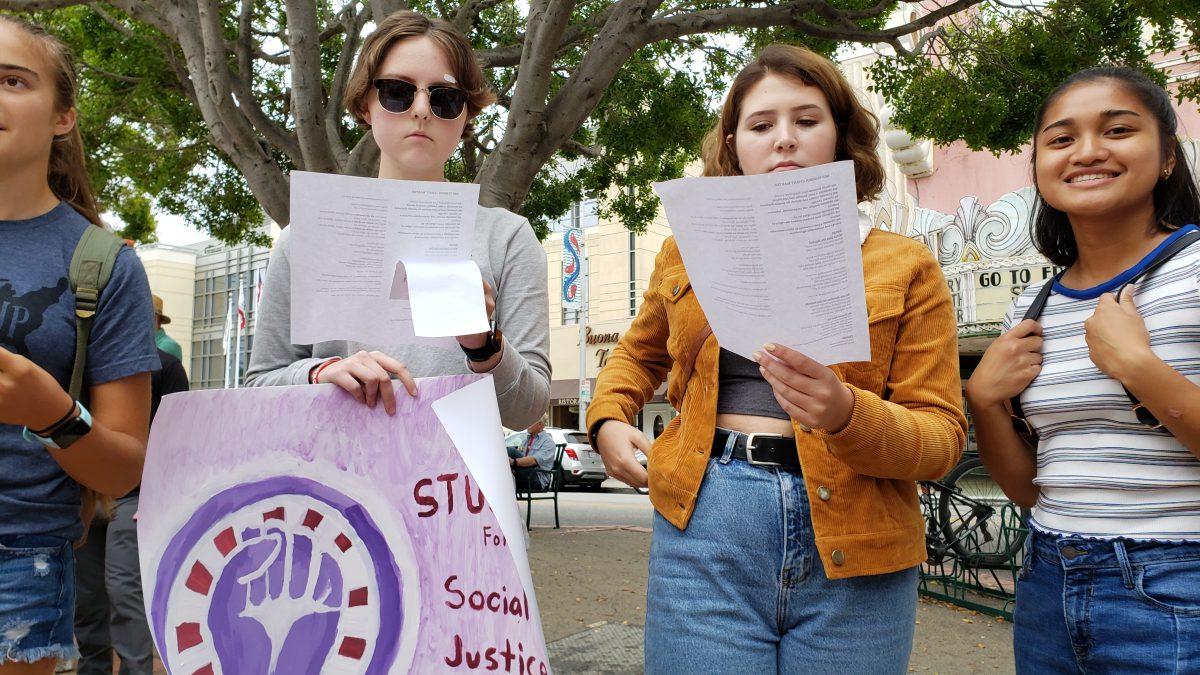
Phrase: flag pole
[
  {"left": 222, "top": 289, "right": 234, "bottom": 389},
  {"left": 233, "top": 272, "right": 244, "bottom": 388}
]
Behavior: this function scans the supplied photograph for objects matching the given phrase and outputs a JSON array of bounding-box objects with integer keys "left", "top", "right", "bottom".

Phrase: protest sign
[{"left": 139, "top": 374, "right": 547, "bottom": 674}]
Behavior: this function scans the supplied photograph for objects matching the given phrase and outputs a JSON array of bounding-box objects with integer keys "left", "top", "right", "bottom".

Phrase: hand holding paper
[{"left": 754, "top": 343, "right": 855, "bottom": 432}]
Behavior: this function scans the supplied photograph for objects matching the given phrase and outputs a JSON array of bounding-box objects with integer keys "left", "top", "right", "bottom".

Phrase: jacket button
[
  {"left": 671, "top": 284, "right": 680, "bottom": 296},
  {"left": 831, "top": 550, "right": 845, "bottom": 566},
  {"left": 817, "top": 486, "right": 832, "bottom": 501}
]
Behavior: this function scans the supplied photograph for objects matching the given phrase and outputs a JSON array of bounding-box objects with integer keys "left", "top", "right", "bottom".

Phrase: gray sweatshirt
[{"left": 245, "top": 205, "right": 551, "bottom": 429}]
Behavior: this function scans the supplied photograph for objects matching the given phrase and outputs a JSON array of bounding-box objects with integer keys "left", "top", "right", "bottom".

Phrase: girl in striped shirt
[{"left": 967, "top": 67, "right": 1200, "bottom": 673}]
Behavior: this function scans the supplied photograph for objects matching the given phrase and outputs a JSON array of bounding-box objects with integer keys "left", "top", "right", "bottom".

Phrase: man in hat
[{"left": 152, "top": 294, "right": 182, "bottom": 361}]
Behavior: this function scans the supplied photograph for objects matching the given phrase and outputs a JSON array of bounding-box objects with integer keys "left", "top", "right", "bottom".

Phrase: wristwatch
[
  {"left": 23, "top": 401, "right": 94, "bottom": 450},
  {"left": 461, "top": 321, "right": 503, "bottom": 362}
]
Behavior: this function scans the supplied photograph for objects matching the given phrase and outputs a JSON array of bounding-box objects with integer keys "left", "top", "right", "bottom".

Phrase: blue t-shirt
[{"left": 0, "top": 202, "right": 159, "bottom": 540}]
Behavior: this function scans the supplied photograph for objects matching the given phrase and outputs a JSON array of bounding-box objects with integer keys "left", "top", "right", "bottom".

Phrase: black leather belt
[{"left": 711, "top": 428, "right": 801, "bottom": 470}]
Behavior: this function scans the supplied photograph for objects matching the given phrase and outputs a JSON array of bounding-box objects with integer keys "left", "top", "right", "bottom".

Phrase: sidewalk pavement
[
  {"left": 532, "top": 526, "right": 1015, "bottom": 674},
  {"left": 98, "top": 525, "right": 1012, "bottom": 674}
]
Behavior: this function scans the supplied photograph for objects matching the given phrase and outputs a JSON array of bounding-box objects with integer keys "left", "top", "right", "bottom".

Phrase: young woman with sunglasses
[
  {"left": 247, "top": 11, "right": 550, "bottom": 429},
  {"left": 587, "top": 44, "right": 967, "bottom": 673},
  {"left": 967, "top": 67, "right": 1200, "bottom": 673},
  {"left": 0, "top": 16, "right": 158, "bottom": 675}
]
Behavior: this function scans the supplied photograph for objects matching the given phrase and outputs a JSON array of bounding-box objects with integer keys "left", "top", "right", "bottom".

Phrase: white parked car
[{"left": 504, "top": 427, "right": 608, "bottom": 489}]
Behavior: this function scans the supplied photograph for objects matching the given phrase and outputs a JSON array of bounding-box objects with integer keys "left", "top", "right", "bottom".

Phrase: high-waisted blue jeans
[
  {"left": 644, "top": 431, "right": 919, "bottom": 674},
  {"left": 1015, "top": 528, "right": 1200, "bottom": 674}
]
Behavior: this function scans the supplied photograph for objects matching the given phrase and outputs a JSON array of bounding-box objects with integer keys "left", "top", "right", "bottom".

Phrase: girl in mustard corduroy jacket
[{"left": 588, "top": 44, "right": 966, "bottom": 674}]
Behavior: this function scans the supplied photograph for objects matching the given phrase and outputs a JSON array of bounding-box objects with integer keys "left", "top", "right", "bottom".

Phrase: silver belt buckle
[{"left": 743, "top": 432, "right": 784, "bottom": 467}]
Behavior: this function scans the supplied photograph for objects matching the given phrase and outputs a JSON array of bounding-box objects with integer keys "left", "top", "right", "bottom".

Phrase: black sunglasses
[{"left": 372, "top": 78, "right": 468, "bottom": 120}]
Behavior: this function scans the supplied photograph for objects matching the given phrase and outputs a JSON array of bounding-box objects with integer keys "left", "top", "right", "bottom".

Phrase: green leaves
[
  {"left": 870, "top": 0, "right": 1175, "bottom": 153},
  {"left": 13, "top": 1, "right": 1196, "bottom": 245}
]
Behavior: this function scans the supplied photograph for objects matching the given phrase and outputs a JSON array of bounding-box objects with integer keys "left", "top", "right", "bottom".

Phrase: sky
[{"left": 155, "top": 213, "right": 210, "bottom": 246}]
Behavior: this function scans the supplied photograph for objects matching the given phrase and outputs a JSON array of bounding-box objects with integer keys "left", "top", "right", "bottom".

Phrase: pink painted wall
[
  {"left": 908, "top": 143, "right": 1030, "bottom": 213},
  {"left": 907, "top": 50, "right": 1200, "bottom": 213}
]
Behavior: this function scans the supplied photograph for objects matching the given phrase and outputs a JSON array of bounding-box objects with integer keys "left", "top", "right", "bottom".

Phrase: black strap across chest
[{"left": 1010, "top": 229, "right": 1200, "bottom": 439}]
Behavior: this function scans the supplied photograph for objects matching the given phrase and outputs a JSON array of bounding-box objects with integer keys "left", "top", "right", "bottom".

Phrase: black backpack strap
[
  {"left": 1010, "top": 228, "right": 1200, "bottom": 438},
  {"left": 1111, "top": 229, "right": 1200, "bottom": 429},
  {"left": 1009, "top": 275, "right": 1061, "bottom": 439},
  {"left": 67, "top": 227, "right": 125, "bottom": 402}
]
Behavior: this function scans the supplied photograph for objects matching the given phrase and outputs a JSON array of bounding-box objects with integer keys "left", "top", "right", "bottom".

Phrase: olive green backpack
[
  {"left": 67, "top": 226, "right": 126, "bottom": 535},
  {"left": 67, "top": 226, "right": 126, "bottom": 402}
]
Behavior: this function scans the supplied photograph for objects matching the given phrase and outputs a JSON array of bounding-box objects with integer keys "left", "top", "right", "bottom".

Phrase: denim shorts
[
  {"left": 0, "top": 534, "right": 79, "bottom": 665},
  {"left": 1014, "top": 528, "right": 1200, "bottom": 674}
]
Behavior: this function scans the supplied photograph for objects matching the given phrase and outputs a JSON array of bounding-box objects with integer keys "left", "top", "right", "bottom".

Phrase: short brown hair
[
  {"left": 701, "top": 44, "right": 884, "bottom": 202},
  {"left": 343, "top": 10, "right": 496, "bottom": 137}
]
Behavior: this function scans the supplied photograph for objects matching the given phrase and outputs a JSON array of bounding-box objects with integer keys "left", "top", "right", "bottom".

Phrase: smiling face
[
  {"left": 363, "top": 36, "right": 466, "bottom": 181},
  {"left": 1034, "top": 79, "right": 1171, "bottom": 224},
  {"left": 728, "top": 73, "right": 839, "bottom": 177},
  {"left": 0, "top": 21, "right": 75, "bottom": 179}
]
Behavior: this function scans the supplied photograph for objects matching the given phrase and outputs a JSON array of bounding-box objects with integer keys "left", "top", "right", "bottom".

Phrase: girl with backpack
[
  {"left": 0, "top": 16, "right": 158, "bottom": 674},
  {"left": 967, "top": 67, "right": 1200, "bottom": 672}
]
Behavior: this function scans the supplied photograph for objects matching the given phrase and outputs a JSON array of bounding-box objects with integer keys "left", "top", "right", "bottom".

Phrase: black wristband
[
  {"left": 29, "top": 399, "right": 79, "bottom": 436},
  {"left": 589, "top": 418, "right": 616, "bottom": 448},
  {"left": 461, "top": 326, "right": 503, "bottom": 362}
]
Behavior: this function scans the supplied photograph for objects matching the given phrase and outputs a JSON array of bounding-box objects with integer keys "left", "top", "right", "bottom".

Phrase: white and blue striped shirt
[{"left": 1005, "top": 225, "right": 1200, "bottom": 539}]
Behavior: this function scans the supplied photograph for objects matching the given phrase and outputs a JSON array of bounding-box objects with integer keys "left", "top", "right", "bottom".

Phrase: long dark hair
[
  {"left": 1030, "top": 66, "right": 1200, "bottom": 267},
  {"left": 0, "top": 15, "right": 103, "bottom": 227}
]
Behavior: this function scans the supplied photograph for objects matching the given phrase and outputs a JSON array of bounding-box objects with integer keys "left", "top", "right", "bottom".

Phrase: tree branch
[
  {"left": 0, "top": 0, "right": 92, "bottom": 8},
  {"left": 370, "top": 0, "right": 408, "bottom": 22},
  {"left": 285, "top": 0, "right": 340, "bottom": 172},
  {"left": 639, "top": 0, "right": 988, "bottom": 57},
  {"left": 346, "top": 130, "right": 381, "bottom": 177},
  {"left": 107, "top": 0, "right": 173, "bottom": 39},
  {"left": 475, "top": 0, "right": 577, "bottom": 203},
  {"left": 476, "top": 2, "right": 619, "bottom": 68},
  {"left": 237, "top": 0, "right": 253, "bottom": 81},
  {"left": 327, "top": 4, "right": 369, "bottom": 169},
  {"left": 79, "top": 60, "right": 142, "bottom": 84},
  {"left": 163, "top": 0, "right": 291, "bottom": 223},
  {"left": 562, "top": 139, "right": 602, "bottom": 158},
  {"left": 451, "top": 0, "right": 507, "bottom": 34}
]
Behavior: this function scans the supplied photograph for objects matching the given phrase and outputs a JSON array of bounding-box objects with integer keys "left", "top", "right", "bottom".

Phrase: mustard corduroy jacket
[{"left": 587, "top": 230, "right": 967, "bottom": 579}]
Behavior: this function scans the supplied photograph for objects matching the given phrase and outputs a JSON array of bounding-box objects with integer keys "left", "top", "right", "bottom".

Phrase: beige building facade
[
  {"left": 541, "top": 203, "right": 676, "bottom": 438},
  {"left": 137, "top": 243, "right": 198, "bottom": 370}
]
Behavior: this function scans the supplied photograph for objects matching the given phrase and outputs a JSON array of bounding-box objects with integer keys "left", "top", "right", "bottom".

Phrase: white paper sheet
[
  {"left": 653, "top": 161, "right": 870, "bottom": 365},
  {"left": 431, "top": 376, "right": 539, "bottom": 620},
  {"left": 401, "top": 260, "right": 491, "bottom": 337},
  {"left": 289, "top": 171, "right": 489, "bottom": 344}
]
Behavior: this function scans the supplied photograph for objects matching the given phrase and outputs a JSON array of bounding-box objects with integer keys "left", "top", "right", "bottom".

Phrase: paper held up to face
[
  {"left": 289, "top": 171, "right": 490, "bottom": 345},
  {"left": 653, "top": 160, "right": 871, "bottom": 365}
]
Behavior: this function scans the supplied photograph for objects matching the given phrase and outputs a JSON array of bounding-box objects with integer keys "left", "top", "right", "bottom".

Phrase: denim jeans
[
  {"left": 644, "top": 433, "right": 919, "bottom": 674},
  {"left": 1014, "top": 529, "right": 1200, "bottom": 674},
  {"left": 0, "top": 533, "right": 79, "bottom": 665}
]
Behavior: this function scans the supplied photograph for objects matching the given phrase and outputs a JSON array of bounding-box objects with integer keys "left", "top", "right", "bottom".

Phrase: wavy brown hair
[
  {"left": 343, "top": 10, "right": 496, "bottom": 139},
  {"left": 0, "top": 15, "right": 102, "bottom": 226},
  {"left": 702, "top": 44, "right": 884, "bottom": 202}
]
